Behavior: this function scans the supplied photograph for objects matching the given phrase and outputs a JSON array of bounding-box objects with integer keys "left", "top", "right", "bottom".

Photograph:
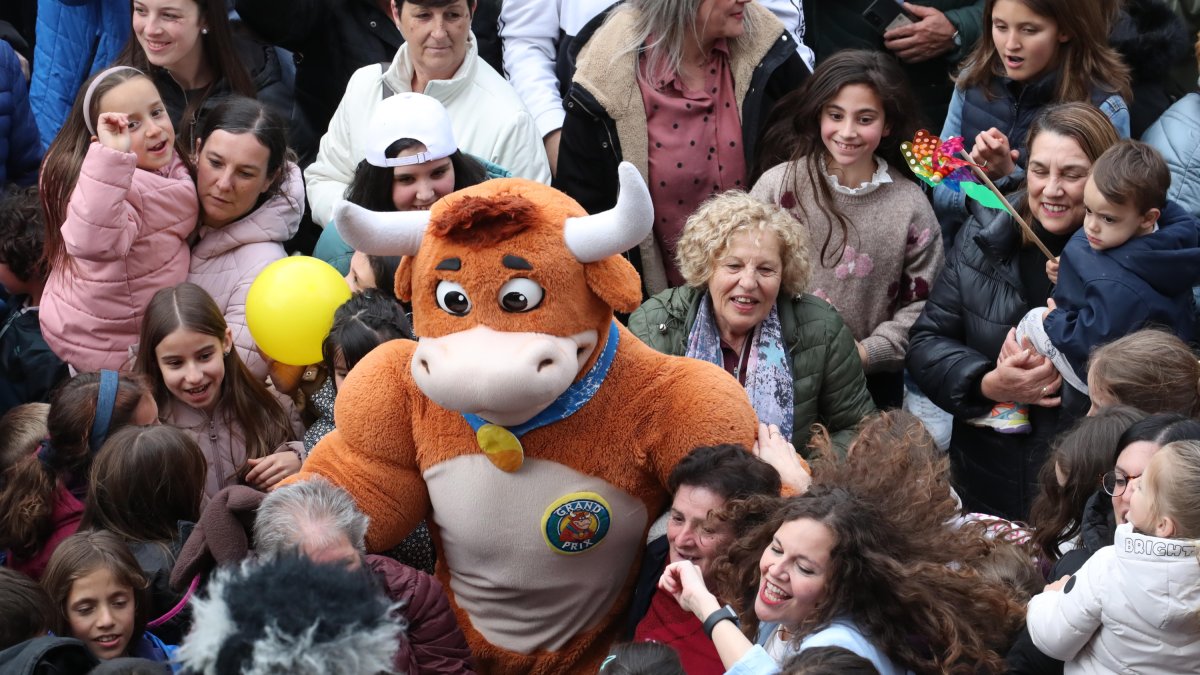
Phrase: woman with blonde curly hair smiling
[{"left": 630, "top": 191, "right": 874, "bottom": 454}]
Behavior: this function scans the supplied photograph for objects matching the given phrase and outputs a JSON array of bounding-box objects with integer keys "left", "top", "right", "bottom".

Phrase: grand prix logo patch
[{"left": 542, "top": 492, "right": 612, "bottom": 555}]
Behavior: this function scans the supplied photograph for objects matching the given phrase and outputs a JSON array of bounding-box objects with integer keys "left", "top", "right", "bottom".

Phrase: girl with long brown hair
[
  {"left": 38, "top": 66, "right": 197, "bottom": 372},
  {"left": 935, "top": 0, "right": 1132, "bottom": 229},
  {"left": 133, "top": 283, "right": 301, "bottom": 498},
  {"left": 750, "top": 50, "right": 942, "bottom": 408},
  {"left": 82, "top": 424, "right": 206, "bottom": 643},
  {"left": 0, "top": 373, "right": 156, "bottom": 579}
]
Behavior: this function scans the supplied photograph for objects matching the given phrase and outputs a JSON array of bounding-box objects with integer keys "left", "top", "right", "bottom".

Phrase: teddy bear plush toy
[{"left": 291, "top": 164, "right": 757, "bottom": 673}]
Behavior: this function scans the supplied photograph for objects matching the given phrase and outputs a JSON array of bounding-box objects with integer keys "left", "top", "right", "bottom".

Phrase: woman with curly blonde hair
[{"left": 630, "top": 191, "right": 874, "bottom": 453}]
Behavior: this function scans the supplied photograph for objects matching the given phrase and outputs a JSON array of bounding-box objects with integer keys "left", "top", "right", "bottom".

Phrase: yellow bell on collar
[{"left": 476, "top": 423, "right": 524, "bottom": 472}]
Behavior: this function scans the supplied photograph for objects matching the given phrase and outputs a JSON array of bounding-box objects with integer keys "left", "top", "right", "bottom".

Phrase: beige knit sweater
[{"left": 751, "top": 159, "right": 944, "bottom": 373}]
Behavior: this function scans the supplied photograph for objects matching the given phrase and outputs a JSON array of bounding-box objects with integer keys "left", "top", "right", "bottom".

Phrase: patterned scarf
[{"left": 686, "top": 295, "right": 794, "bottom": 439}]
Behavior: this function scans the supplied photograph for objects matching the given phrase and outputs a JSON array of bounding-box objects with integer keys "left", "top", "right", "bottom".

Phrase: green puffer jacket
[{"left": 628, "top": 286, "right": 876, "bottom": 455}]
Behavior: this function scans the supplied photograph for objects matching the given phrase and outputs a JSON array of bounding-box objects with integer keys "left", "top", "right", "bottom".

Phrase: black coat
[
  {"left": 907, "top": 197, "right": 1073, "bottom": 521},
  {"left": 0, "top": 300, "right": 68, "bottom": 419},
  {"left": 1110, "top": 0, "right": 1192, "bottom": 138}
]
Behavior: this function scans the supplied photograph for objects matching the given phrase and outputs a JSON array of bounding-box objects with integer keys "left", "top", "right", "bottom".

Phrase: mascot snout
[{"left": 411, "top": 325, "right": 599, "bottom": 426}]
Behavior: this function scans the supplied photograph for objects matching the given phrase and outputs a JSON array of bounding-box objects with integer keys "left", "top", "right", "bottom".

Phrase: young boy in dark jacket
[
  {"left": 0, "top": 187, "right": 67, "bottom": 417},
  {"left": 973, "top": 140, "right": 1200, "bottom": 433}
]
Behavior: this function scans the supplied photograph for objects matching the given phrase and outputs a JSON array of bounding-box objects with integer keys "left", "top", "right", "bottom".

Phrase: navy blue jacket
[
  {"left": 1045, "top": 201, "right": 1200, "bottom": 377},
  {"left": 0, "top": 39, "right": 39, "bottom": 190}
]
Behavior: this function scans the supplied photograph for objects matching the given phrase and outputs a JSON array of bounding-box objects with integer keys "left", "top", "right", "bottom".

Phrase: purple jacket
[
  {"left": 188, "top": 162, "right": 304, "bottom": 380},
  {"left": 40, "top": 143, "right": 197, "bottom": 371},
  {"left": 366, "top": 555, "right": 476, "bottom": 674}
]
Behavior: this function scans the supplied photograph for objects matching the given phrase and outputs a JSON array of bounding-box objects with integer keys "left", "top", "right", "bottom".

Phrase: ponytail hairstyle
[
  {"left": 40, "top": 530, "right": 149, "bottom": 642},
  {"left": 82, "top": 425, "right": 206, "bottom": 548},
  {"left": 956, "top": 0, "right": 1131, "bottom": 104},
  {"left": 116, "top": 0, "right": 255, "bottom": 147},
  {"left": 322, "top": 291, "right": 413, "bottom": 391},
  {"left": 0, "top": 374, "right": 150, "bottom": 561},
  {"left": 133, "top": 283, "right": 294, "bottom": 464},
  {"left": 39, "top": 68, "right": 191, "bottom": 275},
  {"left": 195, "top": 95, "right": 297, "bottom": 208},
  {"left": 1028, "top": 405, "right": 1146, "bottom": 561},
  {"left": 344, "top": 138, "right": 490, "bottom": 213},
  {"left": 752, "top": 50, "right": 920, "bottom": 268},
  {"left": 1088, "top": 329, "right": 1200, "bottom": 416}
]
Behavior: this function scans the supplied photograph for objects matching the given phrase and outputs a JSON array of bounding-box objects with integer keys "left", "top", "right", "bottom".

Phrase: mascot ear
[
  {"left": 584, "top": 256, "right": 643, "bottom": 314},
  {"left": 396, "top": 257, "right": 415, "bottom": 303}
]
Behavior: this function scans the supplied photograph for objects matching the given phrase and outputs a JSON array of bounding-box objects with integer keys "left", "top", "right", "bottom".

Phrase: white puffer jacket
[
  {"left": 304, "top": 33, "right": 550, "bottom": 227},
  {"left": 1027, "top": 523, "right": 1200, "bottom": 674},
  {"left": 188, "top": 162, "right": 304, "bottom": 381}
]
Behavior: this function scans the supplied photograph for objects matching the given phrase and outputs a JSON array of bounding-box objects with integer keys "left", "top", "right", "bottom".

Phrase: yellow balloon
[{"left": 246, "top": 257, "right": 351, "bottom": 366}]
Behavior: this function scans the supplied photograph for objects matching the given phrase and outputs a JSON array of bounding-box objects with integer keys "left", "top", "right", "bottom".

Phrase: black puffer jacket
[
  {"left": 907, "top": 196, "right": 1072, "bottom": 521},
  {"left": 1110, "top": 0, "right": 1191, "bottom": 138}
]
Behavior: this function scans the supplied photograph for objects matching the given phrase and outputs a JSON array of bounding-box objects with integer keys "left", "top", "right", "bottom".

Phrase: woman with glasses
[{"left": 1007, "top": 412, "right": 1200, "bottom": 673}]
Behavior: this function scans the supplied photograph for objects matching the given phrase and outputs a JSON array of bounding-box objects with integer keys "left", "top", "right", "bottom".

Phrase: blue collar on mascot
[{"left": 463, "top": 320, "right": 619, "bottom": 438}]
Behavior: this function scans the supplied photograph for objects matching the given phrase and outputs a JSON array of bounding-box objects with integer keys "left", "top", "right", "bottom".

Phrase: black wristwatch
[{"left": 703, "top": 604, "right": 740, "bottom": 638}]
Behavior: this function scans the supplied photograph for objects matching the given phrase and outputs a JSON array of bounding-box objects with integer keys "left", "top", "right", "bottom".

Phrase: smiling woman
[
  {"left": 629, "top": 192, "right": 875, "bottom": 453},
  {"left": 186, "top": 96, "right": 304, "bottom": 381},
  {"left": 115, "top": 0, "right": 314, "bottom": 157}
]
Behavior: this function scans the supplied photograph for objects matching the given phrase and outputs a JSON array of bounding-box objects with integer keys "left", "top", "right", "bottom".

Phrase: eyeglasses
[{"left": 1101, "top": 470, "right": 1142, "bottom": 497}]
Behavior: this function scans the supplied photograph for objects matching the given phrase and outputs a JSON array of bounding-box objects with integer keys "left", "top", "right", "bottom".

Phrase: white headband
[{"left": 83, "top": 66, "right": 146, "bottom": 137}]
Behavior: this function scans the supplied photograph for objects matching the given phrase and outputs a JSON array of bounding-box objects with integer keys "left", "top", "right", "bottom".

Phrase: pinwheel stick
[{"left": 956, "top": 151, "right": 1055, "bottom": 260}]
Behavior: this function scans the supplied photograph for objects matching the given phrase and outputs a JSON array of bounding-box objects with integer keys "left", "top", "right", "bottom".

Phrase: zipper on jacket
[{"left": 567, "top": 91, "right": 618, "bottom": 157}]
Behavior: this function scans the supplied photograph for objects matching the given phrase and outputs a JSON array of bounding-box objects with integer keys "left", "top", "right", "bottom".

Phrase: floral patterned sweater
[{"left": 751, "top": 158, "right": 944, "bottom": 373}]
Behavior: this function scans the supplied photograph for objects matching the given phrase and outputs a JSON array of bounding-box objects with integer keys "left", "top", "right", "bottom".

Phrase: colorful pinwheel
[{"left": 901, "top": 130, "right": 1009, "bottom": 212}]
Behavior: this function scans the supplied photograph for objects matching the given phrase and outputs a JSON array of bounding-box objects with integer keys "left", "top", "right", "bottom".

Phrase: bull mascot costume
[{"left": 292, "top": 164, "right": 758, "bottom": 673}]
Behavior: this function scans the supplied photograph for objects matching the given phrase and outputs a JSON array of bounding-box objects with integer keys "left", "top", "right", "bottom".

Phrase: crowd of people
[{"left": 1, "top": 0, "right": 1200, "bottom": 672}]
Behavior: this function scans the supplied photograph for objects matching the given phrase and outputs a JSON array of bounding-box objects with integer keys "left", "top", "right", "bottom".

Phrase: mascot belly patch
[{"left": 427, "top": 456, "right": 647, "bottom": 652}]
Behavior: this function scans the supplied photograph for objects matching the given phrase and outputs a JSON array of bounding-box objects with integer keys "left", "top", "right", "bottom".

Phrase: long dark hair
[
  {"left": 39, "top": 69, "right": 190, "bottom": 276},
  {"left": 195, "top": 95, "right": 296, "bottom": 210},
  {"left": 712, "top": 487, "right": 1018, "bottom": 673},
  {"left": 956, "top": 0, "right": 1131, "bottom": 104},
  {"left": 1028, "top": 405, "right": 1146, "bottom": 561},
  {"left": 116, "top": 0, "right": 255, "bottom": 141},
  {"left": 82, "top": 425, "right": 206, "bottom": 547},
  {"left": 752, "top": 50, "right": 920, "bottom": 268},
  {"left": 133, "top": 283, "right": 294, "bottom": 465},
  {"left": 322, "top": 291, "right": 412, "bottom": 391},
  {"left": 344, "top": 138, "right": 489, "bottom": 212},
  {"left": 0, "top": 374, "right": 150, "bottom": 560}
]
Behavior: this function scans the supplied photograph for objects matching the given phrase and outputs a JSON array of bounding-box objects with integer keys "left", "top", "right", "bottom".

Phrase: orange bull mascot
[{"left": 292, "top": 164, "right": 757, "bottom": 673}]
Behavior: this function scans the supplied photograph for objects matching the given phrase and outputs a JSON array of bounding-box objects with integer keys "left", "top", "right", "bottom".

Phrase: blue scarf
[
  {"left": 463, "top": 321, "right": 620, "bottom": 437},
  {"left": 686, "top": 296, "right": 794, "bottom": 439}
]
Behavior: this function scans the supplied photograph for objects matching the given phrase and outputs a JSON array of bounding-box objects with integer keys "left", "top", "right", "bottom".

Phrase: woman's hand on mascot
[{"left": 753, "top": 422, "right": 812, "bottom": 495}]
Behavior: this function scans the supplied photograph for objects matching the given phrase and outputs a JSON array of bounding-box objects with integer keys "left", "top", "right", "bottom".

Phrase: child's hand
[
  {"left": 245, "top": 449, "right": 302, "bottom": 490},
  {"left": 969, "top": 128, "right": 1019, "bottom": 179},
  {"left": 1045, "top": 257, "right": 1059, "bottom": 284},
  {"left": 1042, "top": 298, "right": 1057, "bottom": 320},
  {"left": 855, "top": 340, "right": 869, "bottom": 366},
  {"left": 95, "top": 112, "right": 133, "bottom": 153},
  {"left": 1044, "top": 575, "right": 1071, "bottom": 593}
]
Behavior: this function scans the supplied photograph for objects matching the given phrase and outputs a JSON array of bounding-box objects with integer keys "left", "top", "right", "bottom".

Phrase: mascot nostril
[{"left": 296, "top": 164, "right": 759, "bottom": 674}]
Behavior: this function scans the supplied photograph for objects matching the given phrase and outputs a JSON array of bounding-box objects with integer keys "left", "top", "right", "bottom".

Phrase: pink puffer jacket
[
  {"left": 40, "top": 143, "right": 197, "bottom": 372},
  {"left": 188, "top": 162, "right": 304, "bottom": 381}
]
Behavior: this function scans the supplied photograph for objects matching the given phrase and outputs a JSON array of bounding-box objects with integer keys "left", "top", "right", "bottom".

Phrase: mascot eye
[
  {"left": 498, "top": 278, "right": 544, "bottom": 313},
  {"left": 435, "top": 281, "right": 472, "bottom": 316}
]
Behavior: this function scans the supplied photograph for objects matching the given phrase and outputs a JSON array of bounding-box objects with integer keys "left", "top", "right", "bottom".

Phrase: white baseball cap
[{"left": 363, "top": 92, "right": 458, "bottom": 168}]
